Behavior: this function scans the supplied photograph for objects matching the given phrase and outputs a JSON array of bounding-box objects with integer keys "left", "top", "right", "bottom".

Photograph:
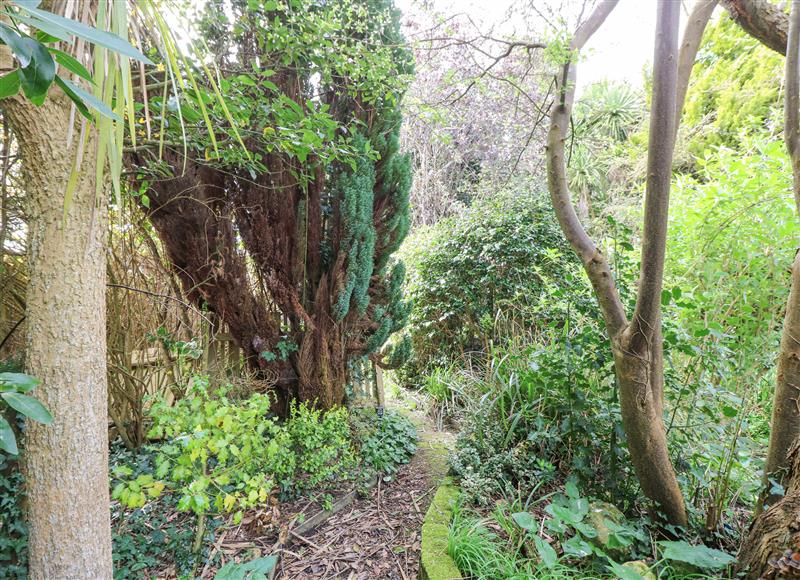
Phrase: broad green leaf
[
  {"left": 16, "top": 6, "right": 153, "bottom": 64},
  {"left": 562, "top": 535, "right": 594, "bottom": 558},
  {"left": 51, "top": 48, "right": 93, "bottom": 82},
  {"left": 0, "top": 22, "right": 33, "bottom": 67},
  {"left": 0, "top": 372, "right": 39, "bottom": 392},
  {"left": 659, "top": 541, "right": 735, "bottom": 570},
  {"left": 608, "top": 560, "right": 648, "bottom": 580},
  {"left": 0, "top": 416, "right": 18, "bottom": 455},
  {"left": 17, "top": 38, "right": 55, "bottom": 105},
  {"left": 0, "top": 70, "right": 20, "bottom": 99},
  {"left": 1, "top": 392, "right": 53, "bottom": 424},
  {"left": 512, "top": 511, "right": 537, "bottom": 531},
  {"left": 59, "top": 77, "right": 120, "bottom": 121},
  {"left": 533, "top": 536, "right": 557, "bottom": 569}
]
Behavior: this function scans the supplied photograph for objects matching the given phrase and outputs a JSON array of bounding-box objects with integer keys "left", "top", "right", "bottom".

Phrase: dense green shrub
[
  {"left": 449, "top": 325, "right": 636, "bottom": 507},
  {"left": 398, "top": 187, "right": 590, "bottom": 384},
  {"left": 113, "top": 377, "right": 358, "bottom": 521}
]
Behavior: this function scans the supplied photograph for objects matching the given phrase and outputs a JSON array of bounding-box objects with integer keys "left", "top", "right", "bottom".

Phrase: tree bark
[
  {"left": 721, "top": 0, "right": 788, "bottom": 55},
  {"left": 739, "top": 439, "right": 800, "bottom": 578},
  {"left": 545, "top": 0, "right": 687, "bottom": 526},
  {"left": 3, "top": 90, "right": 112, "bottom": 578},
  {"left": 757, "top": 0, "right": 800, "bottom": 512}
]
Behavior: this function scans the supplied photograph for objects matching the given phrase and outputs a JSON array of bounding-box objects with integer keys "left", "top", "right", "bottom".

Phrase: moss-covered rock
[{"left": 419, "top": 479, "right": 461, "bottom": 580}]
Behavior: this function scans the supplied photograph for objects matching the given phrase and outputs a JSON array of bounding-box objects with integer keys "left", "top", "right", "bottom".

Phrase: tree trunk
[
  {"left": 747, "top": 0, "right": 800, "bottom": 519},
  {"left": 762, "top": 252, "right": 800, "bottom": 506},
  {"left": 545, "top": 0, "right": 687, "bottom": 526},
  {"left": 3, "top": 91, "right": 112, "bottom": 578},
  {"left": 738, "top": 439, "right": 800, "bottom": 579}
]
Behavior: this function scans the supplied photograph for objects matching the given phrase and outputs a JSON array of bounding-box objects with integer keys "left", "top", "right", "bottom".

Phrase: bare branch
[
  {"left": 675, "top": 1, "right": 718, "bottom": 134},
  {"left": 628, "top": 0, "right": 681, "bottom": 351}
]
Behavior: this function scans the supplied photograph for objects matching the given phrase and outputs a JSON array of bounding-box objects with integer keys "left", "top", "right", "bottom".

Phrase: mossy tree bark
[
  {"left": 546, "top": 0, "right": 691, "bottom": 526},
  {"left": 2, "top": 89, "right": 112, "bottom": 578}
]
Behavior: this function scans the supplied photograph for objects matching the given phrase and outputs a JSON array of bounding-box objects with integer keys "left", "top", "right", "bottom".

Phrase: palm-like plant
[{"left": 576, "top": 80, "right": 645, "bottom": 142}]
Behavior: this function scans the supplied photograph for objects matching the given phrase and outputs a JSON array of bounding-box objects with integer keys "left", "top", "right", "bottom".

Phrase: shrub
[
  {"left": 449, "top": 326, "right": 637, "bottom": 508},
  {"left": 113, "top": 376, "right": 357, "bottom": 523},
  {"left": 398, "top": 187, "right": 590, "bottom": 384}
]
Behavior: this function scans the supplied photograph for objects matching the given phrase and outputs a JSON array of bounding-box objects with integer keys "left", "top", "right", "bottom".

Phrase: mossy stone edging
[{"left": 419, "top": 477, "right": 462, "bottom": 580}]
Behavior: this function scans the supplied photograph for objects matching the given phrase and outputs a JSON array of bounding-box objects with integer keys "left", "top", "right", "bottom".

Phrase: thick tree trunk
[
  {"left": 738, "top": 439, "right": 800, "bottom": 579},
  {"left": 4, "top": 92, "right": 112, "bottom": 578},
  {"left": 763, "top": 252, "right": 800, "bottom": 506}
]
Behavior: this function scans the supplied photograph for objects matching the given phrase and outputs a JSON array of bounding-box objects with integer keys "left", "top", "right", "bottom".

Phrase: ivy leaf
[
  {"left": 0, "top": 416, "right": 18, "bottom": 455},
  {"left": 659, "top": 541, "right": 735, "bottom": 570},
  {"left": 1, "top": 392, "right": 53, "bottom": 424}
]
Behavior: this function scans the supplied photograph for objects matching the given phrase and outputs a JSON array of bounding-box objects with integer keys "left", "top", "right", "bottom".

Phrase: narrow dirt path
[{"left": 276, "top": 409, "right": 453, "bottom": 579}]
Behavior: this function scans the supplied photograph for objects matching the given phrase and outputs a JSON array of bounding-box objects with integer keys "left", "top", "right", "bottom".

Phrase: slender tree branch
[
  {"left": 628, "top": 0, "right": 681, "bottom": 352},
  {"left": 546, "top": 0, "right": 627, "bottom": 337},
  {"left": 675, "top": 1, "right": 718, "bottom": 135}
]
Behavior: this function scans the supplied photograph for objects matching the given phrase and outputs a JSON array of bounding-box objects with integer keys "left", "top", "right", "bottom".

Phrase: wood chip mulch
[{"left": 275, "top": 449, "right": 441, "bottom": 580}]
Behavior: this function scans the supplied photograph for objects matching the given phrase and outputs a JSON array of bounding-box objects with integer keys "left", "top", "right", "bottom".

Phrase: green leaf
[
  {"left": 9, "top": 12, "right": 70, "bottom": 42},
  {"left": 0, "top": 372, "right": 40, "bottom": 393},
  {"left": 51, "top": 48, "right": 93, "bottom": 82},
  {"left": 59, "top": 77, "right": 120, "bottom": 121},
  {"left": 533, "top": 536, "right": 557, "bottom": 569},
  {"left": 17, "top": 38, "right": 55, "bottom": 105},
  {"left": 16, "top": 6, "right": 153, "bottom": 64},
  {"left": 512, "top": 511, "right": 537, "bottom": 531},
  {"left": 0, "top": 22, "right": 33, "bottom": 67},
  {"left": 0, "top": 69, "right": 20, "bottom": 99},
  {"left": 0, "top": 416, "right": 18, "bottom": 455},
  {"left": 53, "top": 75, "right": 91, "bottom": 120},
  {"left": 659, "top": 540, "right": 735, "bottom": 570},
  {"left": 1, "top": 392, "right": 53, "bottom": 424},
  {"left": 562, "top": 535, "right": 594, "bottom": 558}
]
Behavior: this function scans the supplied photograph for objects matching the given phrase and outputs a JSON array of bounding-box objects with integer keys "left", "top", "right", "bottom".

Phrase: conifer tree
[{"left": 131, "top": 0, "right": 412, "bottom": 411}]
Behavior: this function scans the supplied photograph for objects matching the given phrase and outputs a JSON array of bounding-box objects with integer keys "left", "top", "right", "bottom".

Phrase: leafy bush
[
  {"left": 398, "top": 188, "right": 590, "bottom": 384},
  {"left": 113, "top": 376, "right": 357, "bottom": 523},
  {"left": 449, "top": 325, "right": 636, "bottom": 507},
  {"left": 351, "top": 408, "right": 417, "bottom": 478}
]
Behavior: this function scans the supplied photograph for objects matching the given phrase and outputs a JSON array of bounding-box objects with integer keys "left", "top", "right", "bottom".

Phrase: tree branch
[
  {"left": 545, "top": 0, "right": 627, "bottom": 337},
  {"left": 675, "top": 1, "right": 718, "bottom": 134},
  {"left": 721, "top": 0, "right": 788, "bottom": 55},
  {"left": 628, "top": 0, "right": 681, "bottom": 352}
]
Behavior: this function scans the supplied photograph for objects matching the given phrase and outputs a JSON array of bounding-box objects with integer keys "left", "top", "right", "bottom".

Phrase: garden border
[{"left": 418, "top": 477, "right": 461, "bottom": 580}]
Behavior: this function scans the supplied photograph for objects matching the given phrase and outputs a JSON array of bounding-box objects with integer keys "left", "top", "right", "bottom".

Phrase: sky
[{"left": 398, "top": 0, "right": 699, "bottom": 94}]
